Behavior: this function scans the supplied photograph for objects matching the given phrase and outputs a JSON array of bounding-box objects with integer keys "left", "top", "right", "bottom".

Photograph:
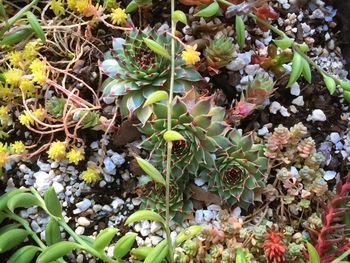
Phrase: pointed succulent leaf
[
  {"left": 172, "top": 10, "right": 187, "bottom": 25},
  {"left": 143, "top": 38, "right": 170, "bottom": 59},
  {"left": 164, "top": 130, "right": 185, "bottom": 141},
  {"left": 191, "top": 98, "right": 211, "bottom": 116},
  {"left": 194, "top": 1, "right": 219, "bottom": 17},
  {"left": 323, "top": 74, "right": 336, "bottom": 95},
  {"left": 143, "top": 91, "right": 168, "bottom": 107},
  {"left": 135, "top": 157, "right": 166, "bottom": 185}
]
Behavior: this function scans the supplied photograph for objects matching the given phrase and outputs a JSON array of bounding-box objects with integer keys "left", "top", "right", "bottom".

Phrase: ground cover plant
[{"left": 1, "top": 0, "right": 350, "bottom": 262}]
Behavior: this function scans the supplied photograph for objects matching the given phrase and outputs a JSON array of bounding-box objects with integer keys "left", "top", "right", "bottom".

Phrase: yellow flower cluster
[
  {"left": 81, "top": 165, "right": 101, "bottom": 183},
  {"left": 0, "top": 143, "right": 8, "bottom": 168},
  {"left": 51, "top": 0, "right": 65, "bottom": 16},
  {"left": 182, "top": 44, "right": 201, "bottom": 65},
  {"left": 10, "top": 141, "right": 26, "bottom": 154},
  {"left": 111, "top": 8, "right": 127, "bottom": 25},
  {"left": 3, "top": 41, "right": 46, "bottom": 101},
  {"left": 47, "top": 141, "right": 66, "bottom": 161},
  {"left": 67, "top": 147, "right": 85, "bottom": 165},
  {"left": 19, "top": 108, "right": 46, "bottom": 126}
]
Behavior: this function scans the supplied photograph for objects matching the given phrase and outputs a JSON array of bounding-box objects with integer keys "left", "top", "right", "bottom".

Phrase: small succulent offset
[
  {"left": 139, "top": 89, "right": 230, "bottom": 180},
  {"left": 100, "top": 27, "right": 203, "bottom": 119},
  {"left": 204, "top": 130, "right": 268, "bottom": 209},
  {"left": 204, "top": 34, "right": 234, "bottom": 74}
]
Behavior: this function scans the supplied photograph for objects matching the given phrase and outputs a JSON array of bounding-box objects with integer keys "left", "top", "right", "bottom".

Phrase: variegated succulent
[
  {"left": 100, "top": 27, "right": 203, "bottom": 120},
  {"left": 204, "top": 130, "right": 268, "bottom": 209},
  {"left": 140, "top": 180, "right": 192, "bottom": 222},
  {"left": 139, "top": 89, "right": 230, "bottom": 180}
]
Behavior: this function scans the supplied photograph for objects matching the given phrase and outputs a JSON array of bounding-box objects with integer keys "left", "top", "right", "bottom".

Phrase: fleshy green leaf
[
  {"left": 144, "top": 240, "right": 168, "bottom": 263},
  {"left": 93, "top": 227, "right": 118, "bottom": 252},
  {"left": 235, "top": 248, "right": 247, "bottom": 263},
  {"left": 135, "top": 157, "right": 166, "bottom": 185},
  {"left": 45, "top": 218, "right": 61, "bottom": 246},
  {"left": 301, "top": 58, "right": 312, "bottom": 84},
  {"left": 340, "top": 80, "right": 350, "bottom": 91},
  {"left": 125, "top": 0, "right": 138, "bottom": 13},
  {"left": 143, "top": 91, "right": 168, "bottom": 107},
  {"left": 235, "top": 15, "right": 245, "bottom": 50},
  {"left": 26, "top": 11, "right": 45, "bottom": 42},
  {"left": 7, "top": 192, "right": 41, "bottom": 212},
  {"left": 273, "top": 36, "right": 293, "bottom": 49},
  {"left": 7, "top": 245, "right": 41, "bottom": 263},
  {"left": 125, "top": 210, "right": 165, "bottom": 225},
  {"left": 176, "top": 226, "right": 203, "bottom": 245},
  {"left": 323, "top": 74, "right": 336, "bottom": 95},
  {"left": 163, "top": 130, "right": 185, "bottom": 141},
  {"left": 0, "top": 229, "right": 28, "bottom": 253},
  {"left": 143, "top": 38, "right": 170, "bottom": 59},
  {"left": 36, "top": 241, "right": 80, "bottom": 263},
  {"left": 113, "top": 232, "right": 137, "bottom": 259},
  {"left": 194, "top": 1, "right": 219, "bottom": 17},
  {"left": 287, "top": 52, "right": 303, "bottom": 87},
  {"left": 172, "top": 10, "right": 187, "bottom": 25},
  {"left": 44, "top": 187, "right": 62, "bottom": 218},
  {"left": 307, "top": 242, "right": 320, "bottom": 263},
  {"left": 344, "top": 91, "right": 350, "bottom": 103}
]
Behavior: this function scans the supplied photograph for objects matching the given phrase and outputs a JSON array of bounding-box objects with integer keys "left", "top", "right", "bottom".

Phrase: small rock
[
  {"left": 270, "top": 101, "right": 281, "bottom": 114},
  {"left": 207, "top": 204, "right": 221, "bottom": 211},
  {"left": 103, "top": 157, "right": 116, "bottom": 174},
  {"left": 279, "top": 106, "right": 290, "bottom": 117},
  {"left": 75, "top": 226, "right": 85, "bottom": 235},
  {"left": 150, "top": 221, "right": 162, "bottom": 233},
  {"left": 78, "top": 217, "right": 90, "bottom": 227},
  {"left": 307, "top": 109, "right": 327, "bottom": 122},
  {"left": 111, "top": 198, "right": 125, "bottom": 211},
  {"left": 140, "top": 228, "right": 150, "bottom": 237},
  {"left": 194, "top": 178, "right": 205, "bottom": 187},
  {"left": 75, "top": 199, "right": 92, "bottom": 213},
  {"left": 195, "top": 210, "right": 204, "bottom": 223},
  {"left": 292, "top": 96, "right": 304, "bottom": 106},
  {"left": 31, "top": 221, "right": 42, "bottom": 233},
  {"left": 37, "top": 161, "right": 51, "bottom": 172},
  {"left": 324, "top": 170, "right": 337, "bottom": 181},
  {"left": 150, "top": 235, "right": 162, "bottom": 246},
  {"left": 203, "top": 210, "right": 214, "bottom": 222},
  {"left": 111, "top": 153, "right": 125, "bottom": 166},
  {"left": 290, "top": 83, "right": 300, "bottom": 96},
  {"left": 52, "top": 181, "right": 64, "bottom": 194},
  {"left": 132, "top": 197, "right": 142, "bottom": 206},
  {"left": 34, "top": 171, "right": 53, "bottom": 192},
  {"left": 134, "top": 223, "right": 141, "bottom": 232},
  {"left": 258, "top": 127, "right": 269, "bottom": 136},
  {"left": 330, "top": 132, "right": 341, "bottom": 144}
]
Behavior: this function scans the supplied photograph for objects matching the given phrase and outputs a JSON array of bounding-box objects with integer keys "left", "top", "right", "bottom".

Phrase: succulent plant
[
  {"left": 100, "top": 27, "right": 203, "bottom": 119},
  {"left": 139, "top": 89, "right": 230, "bottom": 179},
  {"left": 204, "top": 130, "right": 268, "bottom": 209},
  {"left": 204, "top": 34, "right": 234, "bottom": 74},
  {"left": 140, "top": 180, "right": 193, "bottom": 222},
  {"left": 246, "top": 75, "right": 275, "bottom": 105}
]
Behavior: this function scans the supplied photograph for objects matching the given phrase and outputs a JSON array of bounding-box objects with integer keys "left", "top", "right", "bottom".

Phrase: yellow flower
[
  {"left": 182, "top": 44, "right": 201, "bottom": 65},
  {"left": 10, "top": 141, "right": 26, "bottom": 154},
  {"left": 50, "top": 0, "right": 65, "bottom": 16},
  {"left": 30, "top": 59, "right": 47, "bottom": 85},
  {"left": 67, "top": 0, "right": 76, "bottom": 10},
  {"left": 19, "top": 111, "right": 34, "bottom": 126},
  {"left": 81, "top": 165, "right": 101, "bottom": 183},
  {"left": 32, "top": 70, "right": 46, "bottom": 85},
  {"left": 23, "top": 41, "right": 39, "bottom": 60},
  {"left": 3, "top": 69, "right": 24, "bottom": 86},
  {"left": 0, "top": 106, "right": 8, "bottom": 117},
  {"left": 19, "top": 80, "right": 36, "bottom": 95},
  {"left": 8, "top": 51, "right": 22, "bottom": 67},
  {"left": 47, "top": 141, "right": 66, "bottom": 161},
  {"left": 75, "top": 0, "right": 89, "bottom": 13},
  {"left": 67, "top": 147, "right": 85, "bottom": 165},
  {"left": 110, "top": 8, "right": 127, "bottom": 25},
  {"left": 0, "top": 143, "right": 8, "bottom": 168},
  {"left": 32, "top": 108, "right": 46, "bottom": 122}
]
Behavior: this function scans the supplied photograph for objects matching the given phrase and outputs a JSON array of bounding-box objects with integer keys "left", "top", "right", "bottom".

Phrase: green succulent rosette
[
  {"left": 140, "top": 180, "right": 192, "bottom": 223},
  {"left": 205, "top": 130, "right": 268, "bottom": 209},
  {"left": 100, "top": 27, "right": 203, "bottom": 120},
  {"left": 139, "top": 89, "right": 230, "bottom": 180}
]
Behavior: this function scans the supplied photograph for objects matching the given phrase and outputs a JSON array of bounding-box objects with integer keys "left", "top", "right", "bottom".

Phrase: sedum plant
[
  {"left": 203, "top": 130, "right": 268, "bottom": 209},
  {"left": 100, "top": 27, "right": 202, "bottom": 120},
  {"left": 139, "top": 89, "right": 230, "bottom": 180},
  {"left": 204, "top": 34, "right": 235, "bottom": 74}
]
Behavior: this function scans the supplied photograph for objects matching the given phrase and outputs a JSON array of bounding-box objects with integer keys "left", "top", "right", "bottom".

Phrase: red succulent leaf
[
  {"left": 254, "top": 5, "right": 279, "bottom": 31},
  {"left": 263, "top": 226, "right": 287, "bottom": 263}
]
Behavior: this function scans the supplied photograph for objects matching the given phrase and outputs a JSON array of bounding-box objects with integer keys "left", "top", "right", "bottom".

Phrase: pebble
[
  {"left": 52, "top": 181, "right": 64, "bottom": 193},
  {"left": 195, "top": 210, "right": 204, "bottom": 223},
  {"left": 150, "top": 221, "right": 162, "bottom": 233},
  {"left": 269, "top": 101, "right": 281, "bottom": 114},
  {"left": 307, "top": 109, "right": 327, "bottom": 122},
  {"left": 290, "top": 83, "right": 300, "bottom": 96},
  {"left": 194, "top": 178, "right": 205, "bottom": 187},
  {"left": 51, "top": 161, "right": 59, "bottom": 169},
  {"left": 203, "top": 210, "right": 214, "bottom": 222},
  {"left": 103, "top": 157, "right": 116, "bottom": 174},
  {"left": 78, "top": 217, "right": 91, "bottom": 227},
  {"left": 330, "top": 132, "right": 341, "bottom": 144},
  {"left": 207, "top": 204, "right": 222, "bottom": 211},
  {"left": 279, "top": 106, "right": 290, "bottom": 117},
  {"left": 324, "top": 170, "right": 337, "bottom": 181},
  {"left": 111, "top": 198, "right": 125, "bottom": 211},
  {"left": 121, "top": 171, "right": 130, "bottom": 181},
  {"left": 37, "top": 161, "right": 51, "bottom": 172},
  {"left": 102, "top": 205, "right": 113, "bottom": 212},
  {"left": 74, "top": 199, "right": 92, "bottom": 214},
  {"left": 75, "top": 226, "right": 85, "bottom": 235},
  {"left": 292, "top": 96, "right": 304, "bottom": 106},
  {"left": 111, "top": 153, "right": 125, "bottom": 166},
  {"left": 132, "top": 197, "right": 142, "bottom": 206},
  {"left": 258, "top": 127, "right": 269, "bottom": 136},
  {"left": 150, "top": 235, "right": 162, "bottom": 246},
  {"left": 31, "top": 220, "right": 42, "bottom": 233},
  {"left": 34, "top": 171, "right": 53, "bottom": 192}
]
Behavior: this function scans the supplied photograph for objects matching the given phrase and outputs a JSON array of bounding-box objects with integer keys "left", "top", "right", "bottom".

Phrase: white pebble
[
  {"left": 330, "top": 132, "right": 341, "bottom": 144},
  {"left": 150, "top": 221, "right": 162, "bottom": 233},
  {"left": 307, "top": 109, "right": 327, "bottom": 122},
  {"left": 78, "top": 217, "right": 90, "bottom": 227},
  {"left": 75, "top": 199, "right": 92, "bottom": 213},
  {"left": 258, "top": 127, "right": 269, "bottom": 136},
  {"left": 292, "top": 96, "right": 304, "bottom": 106},
  {"left": 52, "top": 181, "right": 64, "bottom": 194},
  {"left": 203, "top": 210, "right": 214, "bottom": 222},
  {"left": 111, "top": 198, "right": 125, "bottom": 211},
  {"left": 269, "top": 101, "right": 281, "bottom": 114},
  {"left": 150, "top": 235, "right": 162, "bottom": 246},
  {"left": 103, "top": 157, "right": 116, "bottom": 174},
  {"left": 111, "top": 153, "right": 125, "bottom": 166},
  {"left": 324, "top": 170, "right": 337, "bottom": 181},
  {"left": 194, "top": 178, "right": 205, "bottom": 187},
  {"left": 195, "top": 210, "right": 204, "bottom": 223},
  {"left": 290, "top": 83, "right": 300, "bottom": 96},
  {"left": 75, "top": 226, "right": 85, "bottom": 235}
]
